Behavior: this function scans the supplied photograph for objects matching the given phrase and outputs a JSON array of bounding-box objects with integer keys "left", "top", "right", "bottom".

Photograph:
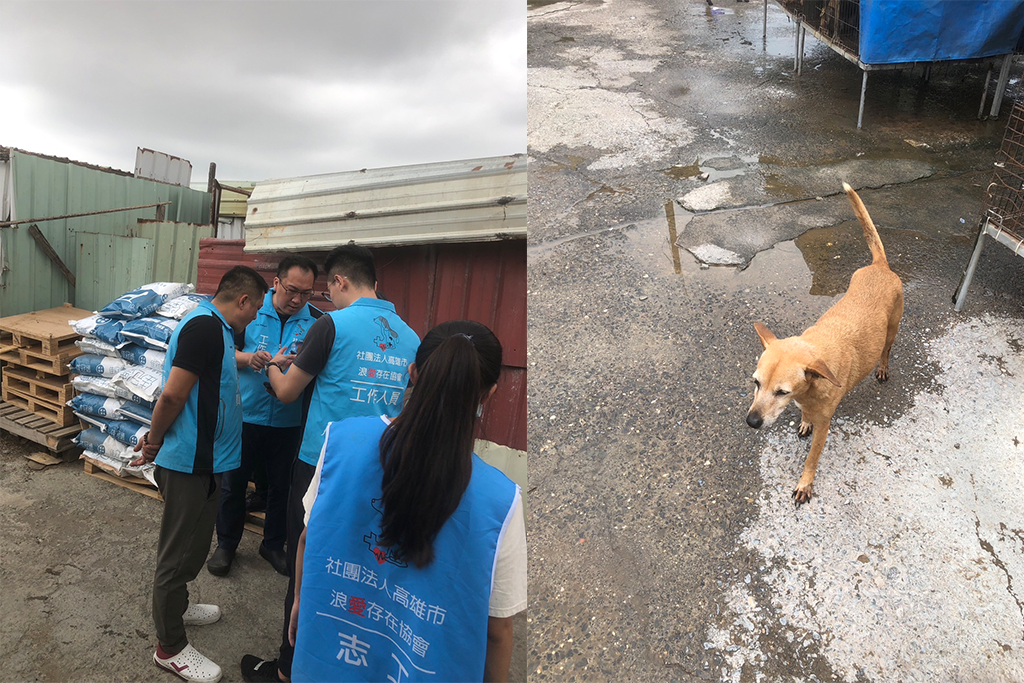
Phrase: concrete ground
[
  {"left": 528, "top": 1, "right": 1024, "bottom": 681},
  {"left": 0, "top": 436, "right": 526, "bottom": 682}
]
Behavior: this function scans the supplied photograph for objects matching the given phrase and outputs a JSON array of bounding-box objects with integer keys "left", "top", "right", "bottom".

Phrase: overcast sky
[{"left": 0, "top": 1, "right": 525, "bottom": 183}]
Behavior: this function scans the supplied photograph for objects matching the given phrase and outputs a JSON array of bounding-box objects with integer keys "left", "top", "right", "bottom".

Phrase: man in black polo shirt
[{"left": 131, "top": 266, "right": 268, "bottom": 683}]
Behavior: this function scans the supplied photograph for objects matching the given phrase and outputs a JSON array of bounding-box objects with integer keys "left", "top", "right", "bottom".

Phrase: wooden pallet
[
  {"left": 0, "top": 304, "right": 92, "bottom": 355},
  {"left": 0, "top": 343, "right": 81, "bottom": 376},
  {"left": 2, "top": 366, "right": 75, "bottom": 404},
  {"left": 80, "top": 456, "right": 266, "bottom": 536},
  {"left": 0, "top": 400, "right": 82, "bottom": 458},
  {"left": 82, "top": 458, "right": 162, "bottom": 500},
  {"left": 1, "top": 385, "right": 77, "bottom": 426}
]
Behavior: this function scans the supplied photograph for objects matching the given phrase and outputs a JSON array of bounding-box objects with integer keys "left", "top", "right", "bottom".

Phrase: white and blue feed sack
[
  {"left": 156, "top": 293, "right": 210, "bottom": 320},
  {"left": 71, "top": 375, "right": 157, "bottom": 409},
  {"left": 97, "top": 282, "right": 193, "bottom": 320},
  {"left": 118, "top": 344, "right": 167, "bottom": 372},
  {"left": 68, "top": 354, "right": 128, "bottom": 378},
  {"left": 67, "top": 393, "right": 125, "bottom": 420},
  {"left": 75, "top": 429, "right": 132, "bottom": 461},
  {"left": 70, "top": 315, "right": 125, "bottom": 347},
  {"left": 116, "top": 401, "right": 154, "bottom": 426},
  {"left": 82, "top": 450, "right": 130, "bottom": 476},
  {"left": 106, "top": 419, "right": 148, "bottom": 447},
  {"left": 120, "top": 317, "right": 178, "bottom": 351},
  {"left": 112, "top": 366, "right": 163, "bottom": 403},
  {"left": 76, "top": 337, "right": 119, "bottom": 357}
]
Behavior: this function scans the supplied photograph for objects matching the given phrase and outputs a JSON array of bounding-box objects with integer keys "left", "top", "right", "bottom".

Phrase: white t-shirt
[{"left": 302, "top": 423, "right": 527, "bottom": 618}]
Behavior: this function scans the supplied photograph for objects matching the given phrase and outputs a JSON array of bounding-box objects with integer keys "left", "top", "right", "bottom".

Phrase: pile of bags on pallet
[{"left": 67, "top": 282, "right": 209, "bottom": 484}]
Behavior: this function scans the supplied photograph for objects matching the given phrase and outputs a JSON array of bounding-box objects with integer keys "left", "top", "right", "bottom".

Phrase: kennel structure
[
  {"left": 767, "top": 0, "right": 1024, "bottom": 128},
  {"left": 953, "top": 100, "right": 1024, "bottom": 311}
]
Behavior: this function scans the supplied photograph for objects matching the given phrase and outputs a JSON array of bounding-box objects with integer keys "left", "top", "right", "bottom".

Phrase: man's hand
[
  {"left": 129, "top": 432, "right": 161, "bottom": 467},
  {"left": 268, "top": 348, "right": 297, "bottom": 372},
  {"left": 248, "top": 350, "right": 273, "bottom": 372}
]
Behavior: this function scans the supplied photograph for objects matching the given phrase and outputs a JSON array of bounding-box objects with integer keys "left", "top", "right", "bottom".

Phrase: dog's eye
[{"left": 775, "top": 389, "right": 790, "bottom": 396}]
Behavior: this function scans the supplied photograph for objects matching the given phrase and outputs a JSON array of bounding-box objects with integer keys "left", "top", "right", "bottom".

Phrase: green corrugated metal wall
[{"left": 0, "top": 150, "right": 211, "bottom": 317}]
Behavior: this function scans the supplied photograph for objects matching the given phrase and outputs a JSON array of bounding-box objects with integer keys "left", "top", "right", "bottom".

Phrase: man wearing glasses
[
  {"left": 207, "top": 255, "right": 322, "bottom": 578},
  {"left": 238, "top": 244, "right": 419, "bottom": 683}
]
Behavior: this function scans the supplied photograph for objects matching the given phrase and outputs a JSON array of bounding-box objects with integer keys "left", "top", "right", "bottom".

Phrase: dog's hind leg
[{"left": 876, "top": 293, "right": 904, "bottom": 382}]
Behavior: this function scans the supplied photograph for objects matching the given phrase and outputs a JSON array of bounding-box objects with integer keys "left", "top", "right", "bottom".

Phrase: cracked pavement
[{"left": 527, "top": 0, "right": 1024, "bottom": 680}]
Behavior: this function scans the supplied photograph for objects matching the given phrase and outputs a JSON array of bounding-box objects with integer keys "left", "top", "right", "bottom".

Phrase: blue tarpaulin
[{"left": 860, "top": 0, "right": 1024, "bottom": 65}]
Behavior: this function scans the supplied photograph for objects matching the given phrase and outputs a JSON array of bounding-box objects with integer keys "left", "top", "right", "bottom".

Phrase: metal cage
[{"left": 953, "top": 99, "right": 1024, "bottom": 310}]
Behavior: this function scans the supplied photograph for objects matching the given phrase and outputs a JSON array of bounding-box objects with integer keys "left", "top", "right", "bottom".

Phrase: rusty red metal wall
[{"left": 197, "top": 239, "right": 526, "bottom": 450}]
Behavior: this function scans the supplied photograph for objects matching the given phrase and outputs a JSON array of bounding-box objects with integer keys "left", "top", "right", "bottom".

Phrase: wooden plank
[
  {"left": 0, "top": 305, "right": 91, "bottom": 355},
  {"left": 28, "top": 224, "right": 77, "bottom": 287},
  {"left": 3, "top": 367, "right": 75, "bottom": 403},
  {"left": 1, "top": 386, "right": 77, "bottom": 426},
  {"left": 25, "top": 451, "right": 62, "bottom": 467},
  {"left": 83, "top": 459, "right": 163, "bottom": 501}
]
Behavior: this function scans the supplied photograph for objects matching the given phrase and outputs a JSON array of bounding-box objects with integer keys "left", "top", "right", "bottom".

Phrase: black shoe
[
  {"left": 206, "top": 546, "right": 235, "bottom": 577},
  {"left": 240, "top": 655, "right": 279, "bottom": 683},
  {"left": 259, "top": 542, "right": 289, "bottom": 577},
  {"left": 245, "top": 491, "right": 267, "bottom": 513}
]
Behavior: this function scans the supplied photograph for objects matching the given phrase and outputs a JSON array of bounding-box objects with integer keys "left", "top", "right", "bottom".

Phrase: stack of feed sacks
[{"left": 67, "top": 283, "right": 210, "bottom": 485}]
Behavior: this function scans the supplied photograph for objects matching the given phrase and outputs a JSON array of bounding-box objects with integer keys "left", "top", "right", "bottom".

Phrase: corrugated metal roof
[
  {"left": 243, "top": 155, "right": 526, "bottom": 252},
  {"left": 190, "top": 180, "right": 253, "bottom": 219},
  {"left": 134, "top": 148, "right": 192, "bottom": 187},
  {"left": 197, "top": 237, "right": 526, "bottom": 450}
]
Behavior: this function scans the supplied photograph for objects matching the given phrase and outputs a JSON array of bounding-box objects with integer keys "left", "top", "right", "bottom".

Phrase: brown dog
[{"left": 746, "top": 183, "right": 903, "bottom": 505}]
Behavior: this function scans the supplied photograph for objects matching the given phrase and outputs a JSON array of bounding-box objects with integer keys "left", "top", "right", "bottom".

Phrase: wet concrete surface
[{"left": 528, "top": 0, "right": 1024, "bottom": 680}]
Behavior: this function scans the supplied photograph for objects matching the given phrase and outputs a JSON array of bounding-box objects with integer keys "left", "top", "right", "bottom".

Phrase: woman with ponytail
[{"left": 288, "top": 321, "right": 526, "bottom": 683}]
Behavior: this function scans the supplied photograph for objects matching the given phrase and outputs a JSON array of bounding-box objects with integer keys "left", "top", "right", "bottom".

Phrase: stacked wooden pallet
[{"left": 0, "top": 304, "right": 92, "bottom": 457}]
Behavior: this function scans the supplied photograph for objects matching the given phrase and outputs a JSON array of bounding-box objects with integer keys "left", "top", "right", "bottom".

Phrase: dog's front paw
[
  {"left": 798, "top": 421, "right": 813, "bottom": 437},
  {"left": 791, "top": 484, "right": 813, "bottom": 506},
  {"left": 875, "top": 366, "right": 889, "bottom": 382}
]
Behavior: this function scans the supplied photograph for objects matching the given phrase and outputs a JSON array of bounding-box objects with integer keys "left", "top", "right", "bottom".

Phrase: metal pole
[
  {"left": 799, "top": 25, "right": 806, "bottom": 75},
  {"left": 979, "top": 65, "right": 993, "bottom": 120},
  {"left": 763, "top": 0, "right": 768, "bottom": 41},
  {"left": 794, "top": 18, "right": 801, "bottom": 72},
  {"left": 0, "top": 201, "right": 172, "bottom": 228},
  {"left": 990, "top": 54, "right": 1013, "bottom": 119},
  {"left": 953, "top": 221, "right": 989, "bottom": 311},
  {"left": 857, "top": 70, "right": 868, "bottom": 129}
]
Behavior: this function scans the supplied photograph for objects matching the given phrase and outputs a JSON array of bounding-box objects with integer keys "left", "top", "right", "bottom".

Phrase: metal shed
[{"left": 242, "top": 154, "right": 526, "bottom": 252}]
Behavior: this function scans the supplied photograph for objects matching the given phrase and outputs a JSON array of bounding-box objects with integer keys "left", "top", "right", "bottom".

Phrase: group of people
[{"left": 130, "top": 244, "right": 527, "bottom": 683}]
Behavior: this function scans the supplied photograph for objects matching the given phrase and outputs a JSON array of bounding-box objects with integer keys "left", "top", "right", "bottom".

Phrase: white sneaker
[
  {"left": 154, "top": 643, "right": 223, "bottom": 683},
  {"left": 182, "top": 603, "right": 221, "bottom": 626}
]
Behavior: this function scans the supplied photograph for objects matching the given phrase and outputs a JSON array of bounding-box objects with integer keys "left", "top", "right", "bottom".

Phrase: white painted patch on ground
[
  {"left": 679, "top": 181, "right": 733, "bottom": 212},
  {"left": 709, "top": 315, "right": 1024, "bottom": 683},
  {"left": 528, "top": 0, "right": 694, "bottom": 168}
]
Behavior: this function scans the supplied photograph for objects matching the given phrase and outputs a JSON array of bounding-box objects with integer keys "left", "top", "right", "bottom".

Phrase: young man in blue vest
[
  {"left": 130, "top": 266, "right": 268, "bottom": 683},
  {"left": 238, "top": 244, "right": 419, "bottom": 683},
  {"left": 207, "top": 255, "right": 322, "bottom": 578}
]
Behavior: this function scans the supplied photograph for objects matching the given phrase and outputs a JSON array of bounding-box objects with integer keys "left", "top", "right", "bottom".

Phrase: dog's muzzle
[{"left": 746, "top": 412, "right": 763, "bottom": 429}]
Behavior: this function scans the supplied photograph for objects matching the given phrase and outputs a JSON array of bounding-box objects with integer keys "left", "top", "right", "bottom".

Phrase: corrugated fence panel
[
  {"left": 131, "top": 220, "right": 214, "bottom": 286},
  {"left": 1, "top": 150, "right": 212, "bottom": 316},
  {"left": 76, "top": 232, "right": 154, "bottom": 312},
  {"left": 196, "top": 238, "right": 527, "bottom": 450}
]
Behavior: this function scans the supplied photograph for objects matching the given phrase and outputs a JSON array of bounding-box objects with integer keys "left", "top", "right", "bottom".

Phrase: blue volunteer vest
[
  {"left": 292, "top": 417, "right": 520, "bottom": 683},
  {"left": 155, "top": 300, "right": 242, "bottom": 474},
  {"left": 296, "top": 298, "right": 418, "bottom": 466},
  {"left": 239, "top": 289, "right": 319, "bottom": 428}
]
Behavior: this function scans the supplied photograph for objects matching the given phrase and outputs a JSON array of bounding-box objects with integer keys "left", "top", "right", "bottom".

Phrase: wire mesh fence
[
  {"left": 985, "top": 99, "right": 1024, "bottom": 240},
  {"left": 779, "top": 0, "right": 860, "bottom": 54}
]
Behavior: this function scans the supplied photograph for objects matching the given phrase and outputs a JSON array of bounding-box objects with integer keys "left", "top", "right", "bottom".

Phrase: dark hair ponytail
[{"left": 378, "top": 320, "right": 502, "bottom": 568}]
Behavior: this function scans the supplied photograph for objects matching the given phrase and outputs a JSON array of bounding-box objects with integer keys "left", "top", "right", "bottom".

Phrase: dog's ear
[
  {"left": 753, "top": 322, "right": 777, "bottom": 349},
  {"left": 804, "top": 360, "right": 841, "bottom": 387}
]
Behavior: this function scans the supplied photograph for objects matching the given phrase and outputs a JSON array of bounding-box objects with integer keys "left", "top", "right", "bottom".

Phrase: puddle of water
[
  {"left": 585, "top": 183, "right": 631, "bottom": 201},
  {"left": 555, "top": 36, "right": 576, "bottom": 43},
  {"left": 661, "top": 154, "right": 760, "bottom": 182}
]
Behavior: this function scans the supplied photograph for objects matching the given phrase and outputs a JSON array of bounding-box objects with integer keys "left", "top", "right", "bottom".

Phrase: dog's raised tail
[{"left": 842, "top": 182, "right": 887, "bottom": 266}]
